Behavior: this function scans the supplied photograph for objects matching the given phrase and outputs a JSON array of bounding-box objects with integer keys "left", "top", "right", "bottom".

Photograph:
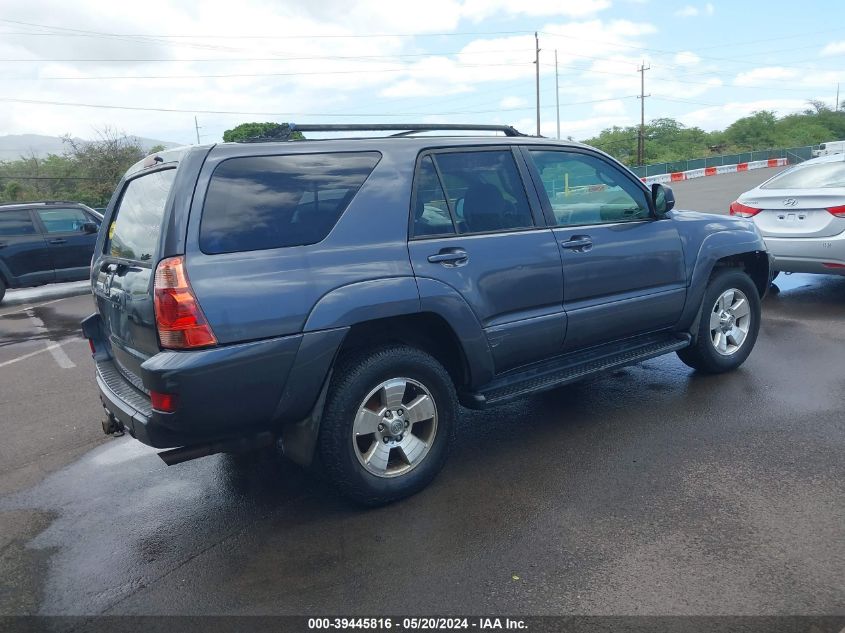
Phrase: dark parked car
[
  {"left": 82, "top": 124, "right": 770, "bottom": 505},
  {"left": 0, "top": 201, "right": 101, "bottom": 303}
]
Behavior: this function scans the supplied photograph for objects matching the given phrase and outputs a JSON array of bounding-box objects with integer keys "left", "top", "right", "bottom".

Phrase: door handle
[
  {"left": 427, "top": 248, "right": 468, "bottom": 265},
  {"left": 560, "top": 236, "right": 593, "bottom": 251},
  {"left": 48, "top": 238, "right": 67, "bottom": 245}
]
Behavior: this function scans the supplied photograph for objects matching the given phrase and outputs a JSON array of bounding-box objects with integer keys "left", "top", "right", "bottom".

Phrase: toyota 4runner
[{"left": 82, "top": 124, "right": 770, "bottom": 505}]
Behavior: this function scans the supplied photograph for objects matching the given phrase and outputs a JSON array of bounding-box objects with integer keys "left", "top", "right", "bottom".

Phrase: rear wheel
[
  {"left": 677, "top": 269, "right": 761, "bottom": 373},
  {"left": 318, "top": 345, "right": 457, "bottom": 506},
  {"left": 0, "top": 277, "right": 6, "bottom": 304}
]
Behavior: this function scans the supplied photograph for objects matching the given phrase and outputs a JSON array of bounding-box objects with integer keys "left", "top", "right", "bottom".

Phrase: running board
[{"left": 462, "top": 332, "right": 691, "bottom": 409}]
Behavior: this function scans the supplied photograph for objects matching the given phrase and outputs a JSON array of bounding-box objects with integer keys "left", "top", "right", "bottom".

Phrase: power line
[
  {"left": 0, "top": 95, "right": 637, "bottom": 118},
  {"left": 6, "top": 62, "right": 535, "bottom": 81},
  {"left": 0, "top": 19, "right": 532, "bottom": 39}
]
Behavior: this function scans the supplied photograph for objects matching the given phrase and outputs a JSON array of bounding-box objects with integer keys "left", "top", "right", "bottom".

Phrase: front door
[
  {"left": 523, "top": 147, "right": 687, "bottom": 351},
  {"left": 0, "top": 209, "right": 53, "bottom": 286},
  {"left": 35, "top": 207, "right": 99, "bottom": 280},
  {"left": 407, "top": 148, "right": 565, "bottom": 373}
]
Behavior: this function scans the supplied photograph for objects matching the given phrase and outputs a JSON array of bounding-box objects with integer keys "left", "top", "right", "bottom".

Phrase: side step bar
[{"left": 462, "top": 333, "right": 692, "bottom": 409}]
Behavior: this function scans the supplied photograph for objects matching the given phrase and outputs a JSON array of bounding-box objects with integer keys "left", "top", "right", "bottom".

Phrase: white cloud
[
  {"left": 592, "top": 99, "right": 627, "bottom": 115},
  {"left": 460, "top": 0, "right": 611, "bottom": 21},
  {"left": 733, "top": 67, "right": 799, "bottom": 86},
  {"left": 674, "top": 51, "right": 701, "bottom": 66},
  {"left": 674, "top": 3, "right": 714, "bottom": 17},
  {"left": 820, "top": 41, "right": 845, "bottom": 57},
  {"left": 681, "top": 99, "right": 810, "bottom": 130},
  {"left": 500, "top": 96, "right": 528, "bottom": 109}
]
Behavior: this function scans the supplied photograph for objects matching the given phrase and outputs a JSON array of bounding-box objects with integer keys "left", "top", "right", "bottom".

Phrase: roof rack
[{"left": 240, "top": 123, "right": 528, "bottom": 142}]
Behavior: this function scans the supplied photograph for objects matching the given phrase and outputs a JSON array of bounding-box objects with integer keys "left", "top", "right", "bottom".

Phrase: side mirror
[
  {"left": 651, "top": 183, "right": 675, "bottom": 216},
  {"left": 82, "top": 221, "right": 99, "bottom": 234}
]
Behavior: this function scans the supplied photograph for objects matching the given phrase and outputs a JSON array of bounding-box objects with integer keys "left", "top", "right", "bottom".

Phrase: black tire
[
  {"left": 318, "top": 344, "right": 457, "bottom": 506},
  {"left": 0, "top": 277, "right": 6, "bottom": 304},
  {"left": 677, "top": 268, "right": 761, "bottom": 374}
]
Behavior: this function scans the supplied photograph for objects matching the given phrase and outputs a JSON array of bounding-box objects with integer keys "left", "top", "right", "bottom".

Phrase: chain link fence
[{"left": 629, "top": 146, "right": 815, "bottom": 178}]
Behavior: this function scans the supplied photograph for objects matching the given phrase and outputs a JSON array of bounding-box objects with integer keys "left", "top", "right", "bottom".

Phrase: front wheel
[
  {"left": 677, "top": 269, "right": 761, "bottom": 374},
  {"left": 318, "top": 345, "right": 457, "bottom": 506}
]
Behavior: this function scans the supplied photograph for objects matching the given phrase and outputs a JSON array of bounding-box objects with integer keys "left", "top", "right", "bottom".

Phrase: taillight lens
[
  {"left": 729, "top": 201, "right": 761, "bottom": 218},
  {"left": 154, "top": 256, "right": 217, "bottom": 349},
  {"left": 827, "top": 205, "right": 845, "bottom": 218}
]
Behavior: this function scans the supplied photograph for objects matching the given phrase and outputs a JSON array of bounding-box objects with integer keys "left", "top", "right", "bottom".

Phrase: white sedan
[{"left": 730, "top": 154, "right": 845, "bottom": 276}]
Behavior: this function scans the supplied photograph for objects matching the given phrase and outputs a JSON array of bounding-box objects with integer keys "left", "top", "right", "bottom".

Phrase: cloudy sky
[{"left": 0, "top": 0, "right": 844, "bottom": 146}]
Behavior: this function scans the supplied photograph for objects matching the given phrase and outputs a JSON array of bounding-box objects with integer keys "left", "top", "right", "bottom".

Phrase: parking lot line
[
  {"left": 25, "top": 308, "right": 77, "bottom": 369},
  {"left": 0, "top": 341, "right": 68, "bottom": 368},
  {"left": 0, "top": 296, "right": 72, "bottom": 318}
]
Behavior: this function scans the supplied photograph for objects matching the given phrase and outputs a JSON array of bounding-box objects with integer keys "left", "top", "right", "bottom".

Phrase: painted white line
[
  {"left": 0, "top": 342, "right": 65, "bottom": 368},
  {"left": 47, "top": 342, "right": 76, "bottom": 369},
  {"left": 0, "top": 296, "right": 71, "bottom": 318},
  {"left": 26, "top": 308, "right": 77, "bottom": 369}
]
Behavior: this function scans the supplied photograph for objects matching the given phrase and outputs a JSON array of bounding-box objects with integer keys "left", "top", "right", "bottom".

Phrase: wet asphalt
[{"left": 0, "top": 168, "right": 842, "bottom": 617}]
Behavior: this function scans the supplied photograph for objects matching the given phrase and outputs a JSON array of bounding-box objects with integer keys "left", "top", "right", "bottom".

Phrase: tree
[{"left": 222, "top": 122, "right": 304, "bottom": 142}]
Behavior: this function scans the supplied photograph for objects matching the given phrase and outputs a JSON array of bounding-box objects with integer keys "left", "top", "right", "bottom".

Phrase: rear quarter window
[
  {"left": 106, "top": 168, "right": 176, "bottom": 263},
  {"left": 0, "top": 210, "right": 37, "bottom": 235},
  {"left": 199, "top": 151, "right": 381, "bottom": 254}
]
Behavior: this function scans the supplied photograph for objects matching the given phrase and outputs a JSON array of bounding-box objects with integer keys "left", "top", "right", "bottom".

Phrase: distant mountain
[{"left": 0, "top": 134, "right": 179, "bottom": 160}]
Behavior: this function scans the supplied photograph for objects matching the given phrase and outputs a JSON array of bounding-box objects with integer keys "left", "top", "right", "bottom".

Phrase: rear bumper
[
  {"left": 83, "top": 313, "right": 347, "bottom": 449},
  {"left": 764, "top": 233, "right": 845, "bottom": 275}
]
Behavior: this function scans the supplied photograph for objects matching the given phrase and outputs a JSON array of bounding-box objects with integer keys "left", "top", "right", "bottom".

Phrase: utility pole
[
  {"left": 637, "top": 63, "right": 650, "bottom": 166},
  {"left": 194, "top": 116, "right": 201, "bottom": 144},
  {"left": 837, "top": 83, "right": 840, "bottom": 111},
  {"left": 534, "top": 32, "right": 541, "bottom": 136},
  {"left": 555, "top": 49, "right": 561, "bottom": 140}
]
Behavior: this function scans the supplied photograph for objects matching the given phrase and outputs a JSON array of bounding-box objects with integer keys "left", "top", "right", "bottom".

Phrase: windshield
[{"left": 762, "top": 162, "right": 845, "bottom": 189}]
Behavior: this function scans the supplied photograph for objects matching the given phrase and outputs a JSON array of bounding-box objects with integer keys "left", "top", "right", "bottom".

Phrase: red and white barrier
[{"left": 640, "top": 157, "right": 787, "bottom": 185}]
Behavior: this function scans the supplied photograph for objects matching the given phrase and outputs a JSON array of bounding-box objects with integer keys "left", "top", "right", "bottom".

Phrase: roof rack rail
[
  {"left": 293, "top": 123, "right": 526, "bottom": 137},
  {"left": 239, "top": 123, "right": 528, "bottom": 142}
]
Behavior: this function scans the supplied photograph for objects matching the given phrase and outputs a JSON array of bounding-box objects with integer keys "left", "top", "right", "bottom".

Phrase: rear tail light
[
  {"left": 729, "top": 201, "right": 761, "bottom": 218},
  {"left": 154, "top": 256, "right": 217, "bottom": 350},
  {"left": 150, "top": 390, "right": 177, "bottom": 413},
  {"left": 826, "top": 205, "right": 845, "bottom": 218}
]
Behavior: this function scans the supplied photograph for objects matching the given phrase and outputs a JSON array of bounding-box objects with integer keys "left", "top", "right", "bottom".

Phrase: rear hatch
[
  {"left": 92, "top": 166, "right": 177, "bottom": 386},
  {"left": 745, "top": 189, "right": 845, "bottom": 239}
]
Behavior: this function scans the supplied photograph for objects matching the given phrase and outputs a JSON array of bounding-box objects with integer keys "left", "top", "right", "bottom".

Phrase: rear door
[
  {"left": 407, "top": 147, "right": 565, "bottom": 373},
  {"left": 522, "top": 147, "right": 687, "bottom": 351},
  {"left": 0, "top": 209, "right": 54, "bottom": 286},
  {"left": 34, "top": 207, "right": 99, "bottom": 280},
  {"left": 93, "top": 167, "right": 176, "bottom": 379}
]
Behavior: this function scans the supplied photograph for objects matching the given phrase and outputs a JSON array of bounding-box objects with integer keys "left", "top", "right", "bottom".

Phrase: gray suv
[{"left": 82, "top": 124, "right": 770, "bottom": 505}]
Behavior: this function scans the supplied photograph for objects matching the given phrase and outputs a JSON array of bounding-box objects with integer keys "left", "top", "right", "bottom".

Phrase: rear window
[
  {"left": 0, "top": 210, "right": 37, "bottom": 236},
  {"left": 762, "top": 162, "right": 845, "bottom": 189},
  {"left": 107, "top": 169, "right": 176, "bottom": 263},
  {"left": 200, "top": 152, "right": 381, "bottom": 254}
]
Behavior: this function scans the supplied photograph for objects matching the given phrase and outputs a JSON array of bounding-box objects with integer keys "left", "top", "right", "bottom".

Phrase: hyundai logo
[{"left": 783, "top": 198, "right": 798, "bottom": 207}]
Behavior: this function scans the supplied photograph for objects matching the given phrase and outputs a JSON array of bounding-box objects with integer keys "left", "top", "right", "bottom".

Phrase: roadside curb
[
  {"left": 640, "top": 157, "right": 789, "bottom": 185},
  {"left": 2, "top": 281, "right": 90, "bottom": 307}
]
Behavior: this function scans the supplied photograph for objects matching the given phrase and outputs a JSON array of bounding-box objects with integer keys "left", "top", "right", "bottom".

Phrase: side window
[
  {"left": 529, "top": 150, "right": 650, "bottom": 226},
  {"left": 200, "top": 152, "right": 380, "bottom": 254},
  {"left": 433, "top": 150, "right": 534, "bottom": 234},
  {"left": 412, "top": 156, "right": 455, "bottom": 237},
  {"left": 107, "top": 168, "right": 176, "bottom": 262},
  {"left": 0, "top": 211, "right": 37, "bottom": 236},
  {"left": 37, "top": 208, "right": 91, "bottom": 233}
]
